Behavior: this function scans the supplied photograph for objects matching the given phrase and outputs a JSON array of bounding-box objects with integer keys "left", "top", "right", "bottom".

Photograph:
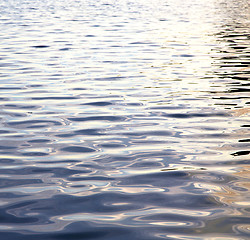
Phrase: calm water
[{"left": 0, "top": 0, "right": 249, "bottom": 239}]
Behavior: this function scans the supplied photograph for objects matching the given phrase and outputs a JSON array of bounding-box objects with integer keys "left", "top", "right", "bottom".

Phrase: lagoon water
[{"left": 0, "top": 0, "right": 250, "bottom": 239}]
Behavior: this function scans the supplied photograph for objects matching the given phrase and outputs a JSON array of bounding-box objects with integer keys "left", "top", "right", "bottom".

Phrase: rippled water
[{"left": 0, "top": 0, "right": 250, "bottom": 239}]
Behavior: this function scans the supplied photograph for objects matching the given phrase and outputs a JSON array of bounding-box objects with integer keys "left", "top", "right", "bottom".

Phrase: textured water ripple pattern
[{"left": 0, "top": 0, "right": 250, "bottom": 239}]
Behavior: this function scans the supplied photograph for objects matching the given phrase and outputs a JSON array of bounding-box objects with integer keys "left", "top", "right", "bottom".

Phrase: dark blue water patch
[
  {"left": 161, "top": 112, "right": 228, "bottom": 118},
  {"left": 123, "top": 102, "right": 142, "bottom": 106},
  {"left": 130, "top": 140, "right": 171, "bottom": 145},
  {"left": 140, "top": 192, "right": 218, "bottom": 209},
  {"left": 22, "top": 152, "right": 49, "bottom": 156},
  {"left": 81, "top": 101, "right": 113, "bottom": 106},
  {"left": 122, "top": 130, "right": 173, "bottom": 137},
  {"left": 118, "top": 171, "right": 189, "bottom": 188},
  {"left": 172, "top": 54, "right": 194, "bottom": 57},
  {"left": 71, "top": 88, "right": 88, "bottom": 90},
  {"left": 54, "top": 133, "right": 76, "bottom": 138},
  {"left": 0, "top": 62, "right": 18, "bottom": 68},
  {"left": 217, "top": 160, "right": 250, "bottom": 166},
  {"left": 26, "top": 84, "right": 44, "bottom": 88},
  {"left": 159, "top": 18, "right": 168, "bottom": 21},
  {"left": 110, "top": 45, "right": 126, "bottom": 48},
  {"left": 61, "top": 146, "right": 96, "bottom": 153},
  {"left": 0, "top": 158, "right": 16, "bottom": 164},
  {"left": 52, "top": 227, "right": 112, "bottom": 240},
  {"left": 129, "top": 161, "right": 163, "bottom": 168},
  {"left": 56, "top": 128, "right": 105, "bottom": 138},
  {"left": 130, "top": 41, "right": 153, "bottom": 45},
  {"left": 27, "top": 125, "right": 50, "bottom": 129},
  {"left": 0, "top": 223, "right": 147, "bottom": 240},
  {"left": 149, "top": 106, "right": 184, "bottom": 110},
  {"left": 0, "top": 130, "right": 12, "bottom": 134},
  {"left": 7, "top": 120, "right": 62, "bottom": 127},
  {"left": 0, "top": 178, "right": 42, "bottom": 188},
  {"left": 3, "top": 199, "right": 41, "bottom": 219},
  {"left": 99, "top": 143, "right": 125, "bottom": 148},
  {"left": 0, "top": 167, "right": 91, "bottom": 178},
  {"left": 0, "top": 150, "right": 17, "bottom": 155},
  {"left": 1, "top": 112, "right": 26, "bottom": 118},
  {"left": 26, "top": 193, "right": 140, "bottom": 216},
  {"left": 31, "top": 45, "right": 50, "bottom": 48},
  {"left": 0, "top": 145, "right": 17, "bottom": 150},
  {"left": 59, "top": 47, "right": 71, "bottom": 51},
  {"left": 3, "top": 104, "right": 38, "bottom": 109},
  {"left": 91, "top": 76, "right": 127, "bottom": 81},
  {"left": 85, "top": 95, "right": 121, "bottom": 99},
  {"left": 0, "top": 208, "right": 38, "bottom": 224},
  {"left": 68, "top": 176, "right": 115, "bottom": 182},
  {"left": 31, "top": 192, "right": 219, "bottom": 216},
  {"left": 38, "top": 159, "right": 80, "bottom": 164},
  {"left": 162, "top": 167, "right": 207, "bottom": 172},
  {"left": 28, "top": 139, "right": 51, "bottom": 143},
  {"left": 0, "top": 87, "right": 24, "bottom": 90},
  {"left": 51, "top": 73, "right": 64, "bottom": 77},
  {"left": 0, "top": 97, "right": 9, "bottom": 101},
  {"left": 31, "top": 96, "right": 78, "bottom": 100},
  {"left": 8, "top": 134, "right": 30, "bottom": 139},
  {"left": 68, "top": 116, "right": 125, "bottom": 122},
  {"left": 165, "top": 113, "right": 197, "bottom": 118},
  {"left": 74, "top": 129, "right": 105, "bottom": 136},
  {"left": 37, "top": 111, "right": 62, "bottom": 115},
  {"left": 0, "top": 192, "right": 29, "bottom": 199}
]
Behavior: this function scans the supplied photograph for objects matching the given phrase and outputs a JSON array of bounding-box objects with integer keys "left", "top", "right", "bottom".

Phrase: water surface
[{"left": 0, "top": 0, "right": 249, "bottom": 239}]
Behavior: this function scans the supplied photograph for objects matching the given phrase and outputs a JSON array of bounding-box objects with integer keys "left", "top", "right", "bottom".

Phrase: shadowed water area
[{"left": 0, "top": 0, "right": 250, "bottom": 239}]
